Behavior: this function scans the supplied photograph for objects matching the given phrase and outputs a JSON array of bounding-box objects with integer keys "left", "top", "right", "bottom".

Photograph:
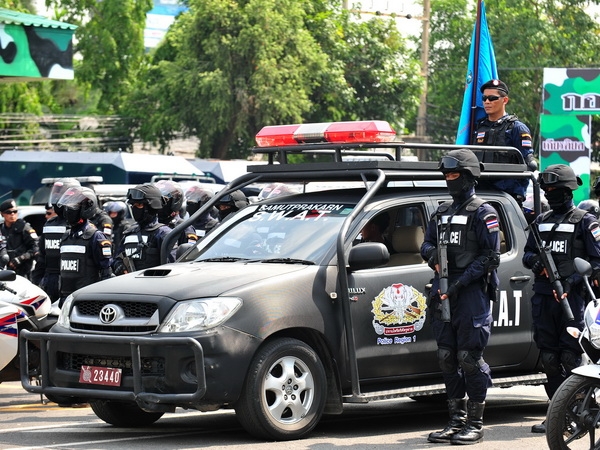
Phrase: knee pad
[
  {"left": 457, "top": 350, "right": 483, "bottom": 375},
  {"left": 437, "top": 347, "right": 458, "bottom": 374},
  {"left": 560, "top": 350, "right": 582, "bottom": 373},
  {"left": 541, "top": 351, "right": 561, "bottom": 377}
]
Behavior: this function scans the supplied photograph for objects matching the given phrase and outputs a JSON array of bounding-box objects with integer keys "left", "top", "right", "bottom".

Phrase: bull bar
[{"left": 20, "top": 329, "right": 206, "bottom": 407}]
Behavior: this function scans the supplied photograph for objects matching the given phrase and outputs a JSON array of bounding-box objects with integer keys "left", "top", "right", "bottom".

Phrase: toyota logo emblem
[{"left": 99, "top": 305, "right": 119, "bottom": 324}]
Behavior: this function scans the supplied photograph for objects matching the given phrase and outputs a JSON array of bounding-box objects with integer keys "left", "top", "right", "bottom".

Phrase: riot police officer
[
  {"left": 57, "top": 186, "right": 113, "bottom": 306},
  {"left": 421, "top": 149, "right": 500, "bottom": 445},
  {"left": 472, "top": 79, "right": 536, "bottom": 205},
  {"left": 112, "top": 183, "right": 174, "bottom": 275},
  {"left": 102, "top": 201, "right": 133, "bottom": 253},
  {"left": 523, "top": 165, "right": 600, "bottom": 434},
  {"left": 155, "top": 180, "right": 198, "bottom": 245},
  {"left": 577, "top": 199, "right": 600, "bottom": 219},
  {"left": 33, "top": 178, "right": 81, "bottom": 301},
  {"left": 216, "top": 190, "right": 248, "bottom": 222},
  {"left": 0, "top": 199, "right": 39, "bottom": 279},
  {"left": 184, "top": 184, "right": 219, "bottom": 238},
  {"left": 88, "top": 196, "right": 113, "bottom": 243}
]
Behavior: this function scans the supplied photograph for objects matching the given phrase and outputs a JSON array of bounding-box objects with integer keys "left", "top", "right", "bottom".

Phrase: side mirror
[
  {"left": 348, "top": 243, "right": 390, "bottom": 271},
  {"left": 0, "top": 270, "right": 16, "bottom": 282},
  {"left": 574, "top": 257, "right": 593, "bottom": 277}
]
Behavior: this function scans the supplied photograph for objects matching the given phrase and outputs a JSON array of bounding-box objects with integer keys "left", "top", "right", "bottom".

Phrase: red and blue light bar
[{"left": 255, "top": 120, "right": 396, "bottom": 147}]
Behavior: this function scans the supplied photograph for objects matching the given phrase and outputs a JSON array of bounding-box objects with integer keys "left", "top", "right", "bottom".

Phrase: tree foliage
[
  {"left": 426, "top": 0, "right": 600, "bottom": 151},
  {"left": 121, "top": 0, "right": 422, "bottom": 159},
  {"left": 46, "top": 0, "right": 152, "bottom": 114}
]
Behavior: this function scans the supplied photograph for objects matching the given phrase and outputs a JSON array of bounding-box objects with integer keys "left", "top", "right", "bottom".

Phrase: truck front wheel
[
  {"left": 235, "top": 338, "right": 327, "bottom": 440},
  {"left": 90, "top": 400, "right": 164, "bottom": 427}
]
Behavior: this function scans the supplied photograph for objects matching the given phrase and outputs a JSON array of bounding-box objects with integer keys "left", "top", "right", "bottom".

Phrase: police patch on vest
[
  {"left": 61, "top": 259, "right": 79, "bottom": 272},
  {"left": 46, "top": 238, "right": 61, "bottom": 250},
  {"left": 484, "top": 214, "right": 499, "bottom": 233},
  {"left": 547, "top": 239, "right": 568, "bottom": 254},
  {"left": 590, "top": 222, "right": 600, "bottom": 242}
]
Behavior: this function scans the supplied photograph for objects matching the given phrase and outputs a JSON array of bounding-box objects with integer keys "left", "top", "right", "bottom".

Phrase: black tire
[
  {"left": 89, "top": 400, "right": 164, "bottom": 427},
  {"left": 546, "top": 374, "right": 600, "bottom": 449},
  {"left": 44, "top": 394, "right": 87, "bottom": 406},
  {"left": 234, "top": 338, "right": 327, "bottom": 441}
]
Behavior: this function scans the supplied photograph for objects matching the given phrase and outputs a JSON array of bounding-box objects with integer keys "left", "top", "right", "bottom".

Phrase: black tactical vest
[
  {"left": 42, "top": 217, "right": 68, "bottom": 274},
  {"left": 437, "top": 198, "right": 486, "bottom": 270},
  {"left": 537, "top": 208, "right": 587, "bottom": 278},
  {"left": 60, "top": 223, "right": 100, "bottom": 295},
  {"left": 122, "top": 225, "right": 162, "bottom": 270},
  {"left": 473, "top": 114, "right": 517, "bottom": 147}
]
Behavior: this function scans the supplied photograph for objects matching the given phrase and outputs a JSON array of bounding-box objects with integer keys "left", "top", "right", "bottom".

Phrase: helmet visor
[{"left": 57, "top": 189, "right": 86, "bottom": 210}]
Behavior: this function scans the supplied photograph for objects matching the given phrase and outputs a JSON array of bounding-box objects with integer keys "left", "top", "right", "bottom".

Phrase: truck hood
[{"left": 74, "top": 261, "right": 310, "bottom": 300}]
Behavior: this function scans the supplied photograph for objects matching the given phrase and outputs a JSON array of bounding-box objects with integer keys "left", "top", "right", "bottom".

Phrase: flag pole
[{"left": 468, "top": 0, "right": 483, "bottom": 143}]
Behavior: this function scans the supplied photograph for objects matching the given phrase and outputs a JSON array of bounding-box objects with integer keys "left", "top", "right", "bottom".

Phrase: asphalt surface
[{"left": 0, "top": 381, "right": 550, "bottom": 449}]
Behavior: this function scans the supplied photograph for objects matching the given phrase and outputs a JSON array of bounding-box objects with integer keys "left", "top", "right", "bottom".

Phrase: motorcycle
[
  {"left": 546, "top": 257, "right": 600, "bottom": 449},
  {"left": 0, "top": 269, "right": 56, "bottom": 385}
]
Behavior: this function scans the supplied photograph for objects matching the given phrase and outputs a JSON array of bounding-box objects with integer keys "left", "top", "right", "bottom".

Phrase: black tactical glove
[
  {"left": 446, "top": 281, "right": 462, "bottom": 299},
  {"left": 529, "top": 256, "right": 544, "bottom": 275},
  {"left": 428, "top": 254, "right": 439, "bottom": 271},
  {"left": 8, "top": 256, "right": 22, "bottom": 269},
  {"left": 113, "top": 262, "right": 126, "bottom": 276}
]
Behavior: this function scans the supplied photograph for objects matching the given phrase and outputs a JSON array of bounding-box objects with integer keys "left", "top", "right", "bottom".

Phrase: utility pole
[{"left": 416, "top": 0, "right": 430, "bottom": 140}]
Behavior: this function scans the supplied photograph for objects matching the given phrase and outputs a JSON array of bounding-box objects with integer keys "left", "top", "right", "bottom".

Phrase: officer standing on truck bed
[
  {"left": 523, "top": 165, "right": 600, "bottom": 434},
  {"left": 421, "top": 148, "right": 500, "bottom": 445},
  {"left": 472, "top": 79, "right": 536, "bottom": 206}
]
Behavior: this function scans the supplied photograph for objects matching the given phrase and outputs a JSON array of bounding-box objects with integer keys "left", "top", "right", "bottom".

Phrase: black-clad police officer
[
  {"left": 421, "top": 149, "right": 500, "bottom": 445},
  {"left": 523, "top": 165, "right": 600, "bottom": 434},
  {"left": 0, "top": 199, "right": 39, "bottom": 279},
  {"left": 57, "top": 186, "right": 113, "bottom": 307},
  {"left": 155, "top": 180, "right": 198, "bottom": 245},
  {"left": 112, "top": 183, "right": 174, "bottom": 275},
  {"left": 34, "top": 178, "right": 81, "bottom": 302}
]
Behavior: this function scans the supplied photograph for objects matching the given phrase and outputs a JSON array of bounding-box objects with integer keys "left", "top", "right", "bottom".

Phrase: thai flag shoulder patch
[
  {"left": 589, "top": 222, "right": 600, "bottom": 242},
  {"left": 484, "top": 214, "right": 499, "bottom": 233}
]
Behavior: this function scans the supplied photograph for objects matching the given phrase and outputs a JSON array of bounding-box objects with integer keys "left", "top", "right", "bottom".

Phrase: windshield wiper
[
  {"left": 260, "top": 258, "right": 315, "bottom": 265},
  {"left": 199, "top": 257, "right": 250, "bottom": 262}
]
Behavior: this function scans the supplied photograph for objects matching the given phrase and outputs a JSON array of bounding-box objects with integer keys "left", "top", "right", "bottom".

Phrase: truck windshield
[{"left": 194, "top": 203, "right": 355, "bottom": 263}]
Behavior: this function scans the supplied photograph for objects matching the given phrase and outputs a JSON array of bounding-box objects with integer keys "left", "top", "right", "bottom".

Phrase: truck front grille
[{"left": 58, "top": 351, "right": 165, "bottom": 377}]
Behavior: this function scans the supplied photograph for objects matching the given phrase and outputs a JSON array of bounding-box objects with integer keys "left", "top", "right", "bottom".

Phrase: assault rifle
[
  {"left": 527, "top": 223, "right": 574, "bottom": 322},
  {"left": 116, "top": 251, "right": 136, "bottom": 274},
  {"left": 437, "top": 224, "right": 451, "bottom": 323}
]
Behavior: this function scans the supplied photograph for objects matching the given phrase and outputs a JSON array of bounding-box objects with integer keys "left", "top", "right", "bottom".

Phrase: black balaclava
[
  {"left": 133, "top": 204, "right": 156, "bottom": 226},
  {"left": 545, "top": 188, "right": 573, "bottom": 214},
  {"left": 64, "top": 206, "right": 83, "bottom": 227},
  {"left": 446, "top": 172, "right": 476, "bottom": 201}
]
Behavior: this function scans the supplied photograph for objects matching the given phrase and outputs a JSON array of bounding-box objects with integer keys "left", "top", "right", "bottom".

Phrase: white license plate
[{"left": 79, "top": 365, "right": 122, "bottom": 387}]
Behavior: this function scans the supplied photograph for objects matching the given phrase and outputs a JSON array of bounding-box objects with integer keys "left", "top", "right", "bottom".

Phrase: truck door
[{"left": 349, "top": 202, "right": 440, "bottom": 380}]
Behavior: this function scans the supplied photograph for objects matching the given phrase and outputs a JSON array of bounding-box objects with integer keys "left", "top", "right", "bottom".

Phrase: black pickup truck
[{"left": 21, "top": 121, "right": 545, "bottom": 441}]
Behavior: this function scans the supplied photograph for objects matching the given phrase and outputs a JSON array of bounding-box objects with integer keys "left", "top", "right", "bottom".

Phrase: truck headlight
[
  {"left": 158, "top": 297, "right": 242, "bottom": 333},
  {"left": 57, "top": 294, "right": 74, "bottom": 328}
]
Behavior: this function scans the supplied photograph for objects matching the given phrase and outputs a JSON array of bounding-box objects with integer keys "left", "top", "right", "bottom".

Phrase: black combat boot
[
  {"left": 427, "top": 398, "right": 467, "bottom": 443},
  {"left": 451, "top": 400, "right": 485, "bottom": 445}
]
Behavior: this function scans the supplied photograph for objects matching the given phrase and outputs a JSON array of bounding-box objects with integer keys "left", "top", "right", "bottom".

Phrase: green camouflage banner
[
  {"left": 541, "top": 68, "right": 599, "bottom": 204},
  {"left": 540, "top": 113, "right": 591, "bottom": 204},
  {"left": 544, "top": 68, "right": 600, "bottom": 116}
]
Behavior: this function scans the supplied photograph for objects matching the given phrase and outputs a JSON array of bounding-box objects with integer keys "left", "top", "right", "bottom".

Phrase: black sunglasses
[
  {"left": 482, "top": 95, "right": 502, "bottom": 102},
  {"left": 3, "top": 209, "right": 18, "bottom": 215}
]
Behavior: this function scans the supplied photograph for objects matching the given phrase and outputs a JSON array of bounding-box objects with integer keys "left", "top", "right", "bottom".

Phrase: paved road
[{"left": 0, "top": 381, "right": 550, "bottom": 449}]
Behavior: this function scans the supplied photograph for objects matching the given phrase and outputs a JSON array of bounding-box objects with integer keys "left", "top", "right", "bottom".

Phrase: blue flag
[{"left": 455, "top": 1, "right": 498, "bottom": 145}]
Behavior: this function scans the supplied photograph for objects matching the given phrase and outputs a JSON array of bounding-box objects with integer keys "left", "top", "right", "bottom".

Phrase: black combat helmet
[
  {"left": 127, "top": 183, "right": 164, "bottom": 211},
  {"left": 438, "top": 148, "right": 483, "bottom": 178},
  {"left": 539, "top": 165, "right": 582, "bottom": 191}
]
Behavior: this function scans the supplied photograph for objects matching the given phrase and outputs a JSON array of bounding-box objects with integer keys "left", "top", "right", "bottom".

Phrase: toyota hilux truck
[{"left": 21, "top": 120, "right": 545, "bottom": 441}]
